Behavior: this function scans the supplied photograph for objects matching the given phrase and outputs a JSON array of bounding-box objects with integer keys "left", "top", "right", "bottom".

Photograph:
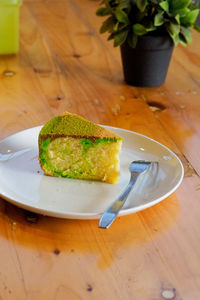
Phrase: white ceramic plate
[{"left": 0, "top": 126, "right": 184, "bottom": 219}]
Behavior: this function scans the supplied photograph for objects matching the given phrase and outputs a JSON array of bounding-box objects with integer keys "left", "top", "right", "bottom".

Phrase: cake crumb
[
  {"left": 141, "top": 94, "right": 146, "bottom": 101},
  {"left": 3, "top": 70, "right": 15, "bottom": 77},
  {"left": 92, "top": 98, "right": 101, "bottom": 105},
  {"left": 161, "top": 289, "right": 176, "bottom": 299},
  {"left": 119, "top": 95, "right": 126, "bottom": 101},
  {"left": 149, "top": 106, "right": 160, "bottom": 112},
  {"left": 111, "top": 104, "right": 120, "bottom": 116}
]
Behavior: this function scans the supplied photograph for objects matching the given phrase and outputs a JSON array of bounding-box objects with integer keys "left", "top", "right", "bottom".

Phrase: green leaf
[
  {"left": 100, "top": 17, "right": 114, "bottom": 34},
  {"left": 135, "top": 0, "right": 148, "bottom": 12},
  {"left": 146, "top": 26, "right": 156, "bottom": 32},
  {"left": 115, "top": 9, "right": 129, "bottom": 24},
  {"left": 171, "top": 0, "right": 192, "bottom": 11},
  {"left": 132, "top": 23, "right": 147, "bottom": 35},
  {"left": 166, "top": 23, "right": 180, "bottom": 45},
  {"left": 193, "top": 23, "right": 200, "bottom": 33},
  {"left": 159, "top": 1, "right": 169, "bottom": 12},
  {"left": 168, "top": 22, "right": 180, "bottom": 36},
  {"left": 180, "top": 26, "right": 192, "bottom": 43},
  {"left": 113, "top": 22, "right": 119, "bottom": 31},
  {"left": 172, "top": 7, "right": 189, "bottom": 17},
  {"left": 113, "top": 30, "right": 128, "bottom": 47},
  {"left": 144, "top": 20, "right": 156, "bottom": 32},
  {"left": 179, "top": 34, "right": 187, "bottom": 46},
  {"left": 175, "top": 14, "right": 180, "bottom": 24},
  {"left": 154, "top": 11, "right": 164, "bottom": 26},
  {"left": 119, "top": 0, "right": 131, "bottom": 9},
  {"left": 96, "top": 7, "right": 110, "bottom": 16},
  {"left": 168, "top": 31, "right": 180, "bottom": 45},
  {"left": 118, "top": 23, "right": 129, "bottom": 31},
  {"left": 128, "top": 34, "right": 138, "bottom": 48},
  {"left": 104, "top": 0, "right": 112, "bottom": 12},
  {"left": 180, "top": 9, "right": 199, "bottom": 25}
]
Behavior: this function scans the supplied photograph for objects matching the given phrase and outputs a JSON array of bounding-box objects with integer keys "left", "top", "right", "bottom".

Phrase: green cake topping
[
  {"left": 39, "top": 112, "right": 122, "bottom": 143},
  {"left": 80, "top": 137, "right": 118, "bottom": 157}
]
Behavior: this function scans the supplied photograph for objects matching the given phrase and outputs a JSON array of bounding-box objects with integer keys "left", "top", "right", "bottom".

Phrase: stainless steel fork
[{"left": 99, "top": 161, "right": 158, "bottom": 229}]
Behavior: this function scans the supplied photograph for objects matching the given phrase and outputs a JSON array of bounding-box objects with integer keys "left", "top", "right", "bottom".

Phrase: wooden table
[{"left": 0, "top": 1, "right": 200, "bottom": 299}]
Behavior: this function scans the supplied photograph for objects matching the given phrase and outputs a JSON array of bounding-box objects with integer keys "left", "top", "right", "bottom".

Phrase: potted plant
[{"left": 96, "top": 0, "right": 200, "bottom": 87}]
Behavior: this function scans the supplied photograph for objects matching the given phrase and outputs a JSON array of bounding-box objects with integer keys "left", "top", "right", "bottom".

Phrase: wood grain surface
[{"left": 0, "top": 0, "right": 200, "bottom": 299}]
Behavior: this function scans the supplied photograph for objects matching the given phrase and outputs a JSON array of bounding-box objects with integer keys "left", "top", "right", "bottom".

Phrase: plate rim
[{"left": 0, "top": 125, "right": 184, "bottom": 219}]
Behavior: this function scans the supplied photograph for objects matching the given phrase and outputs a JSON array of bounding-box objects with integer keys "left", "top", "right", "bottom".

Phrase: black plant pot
[{"left": 120, "top": 35, "right": 174, "bottom": 87}]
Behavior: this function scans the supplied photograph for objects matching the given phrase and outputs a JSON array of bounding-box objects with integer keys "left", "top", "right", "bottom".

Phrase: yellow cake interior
[{"left": 40, "top": 136, "right": 122, "bottom": 184}]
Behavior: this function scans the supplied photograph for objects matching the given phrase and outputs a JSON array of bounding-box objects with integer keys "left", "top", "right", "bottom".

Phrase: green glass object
[{"left": 0, "top": 0, "right": 22, "bottom": 55}]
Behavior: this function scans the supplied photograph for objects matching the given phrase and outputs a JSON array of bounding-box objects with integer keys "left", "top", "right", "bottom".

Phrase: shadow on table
[{"left": 0, "top": 194, "right": 180, "bottom": 269}]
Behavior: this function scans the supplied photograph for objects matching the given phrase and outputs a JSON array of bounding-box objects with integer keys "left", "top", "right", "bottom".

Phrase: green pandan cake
[{"left": 38, "top": 112, "right": 123, "bottom": 183}]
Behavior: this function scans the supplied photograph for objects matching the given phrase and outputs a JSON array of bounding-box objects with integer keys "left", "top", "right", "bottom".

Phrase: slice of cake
[{"left": 38, "top": 112, "right": 123, "bottom": 183}]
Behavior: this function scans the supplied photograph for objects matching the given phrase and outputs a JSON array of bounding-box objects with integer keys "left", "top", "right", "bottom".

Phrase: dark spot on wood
[
  {"left": 87, "top": 284, "right": 93, "bottom": 292},
  {"left": 54, "top": 249, "right": 60, "bottom": 255},
  {"left": 71, "top": 249, "right": 75, "bottom": 253},
  {"left": 76, "top": 30, "right": 94, "bottom": 36},
  {"left": 33, "top": 68, "right": 51, "bottom": 74},
  {"left": 56, "top": 96, "right": 63, "bottom": 101},
  {"left": 147, "top": 101, "right": 166, "bottom": 111},
  {"left": 54, "top": 56, "right": 68, "bottom": 77},
  {"left": 24, "top": 210, "right": 39, "bottom": 223},
  {"left": 87, "top": 30, "right": 95, "bottom": 36},
  {"left": 23, "top": 110, "right": 27, "bottom": 114},
  {"left": 9, "top": 290, "right": 11, "bottom": 294},
  {"left": 133, "top": 95, "right": 138, "bottom": 99},
  {"left": 33, "top": 68, "right": 40, "bottom": 73},
  {"left": 73, "top": 54, "right": 81, "bottom": 58}
]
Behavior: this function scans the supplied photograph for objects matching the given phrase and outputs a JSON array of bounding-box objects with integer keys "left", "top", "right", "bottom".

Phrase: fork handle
[{"left": 99, "top": 173, "right": 139, "bottom": 229}]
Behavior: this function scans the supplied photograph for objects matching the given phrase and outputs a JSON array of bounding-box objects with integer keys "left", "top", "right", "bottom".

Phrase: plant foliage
[{"left": 96, "top": 0, "right": 200, "bottom": 47}]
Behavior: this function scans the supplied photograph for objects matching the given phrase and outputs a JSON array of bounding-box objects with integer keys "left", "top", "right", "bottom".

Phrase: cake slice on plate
[{"left": 38, "top": 112, "right": 123, "bottom": 183}]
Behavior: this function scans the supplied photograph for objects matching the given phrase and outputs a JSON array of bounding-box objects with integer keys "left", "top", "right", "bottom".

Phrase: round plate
[{"left": 0, "top": 126, "right": 184, "bottom": 219}]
